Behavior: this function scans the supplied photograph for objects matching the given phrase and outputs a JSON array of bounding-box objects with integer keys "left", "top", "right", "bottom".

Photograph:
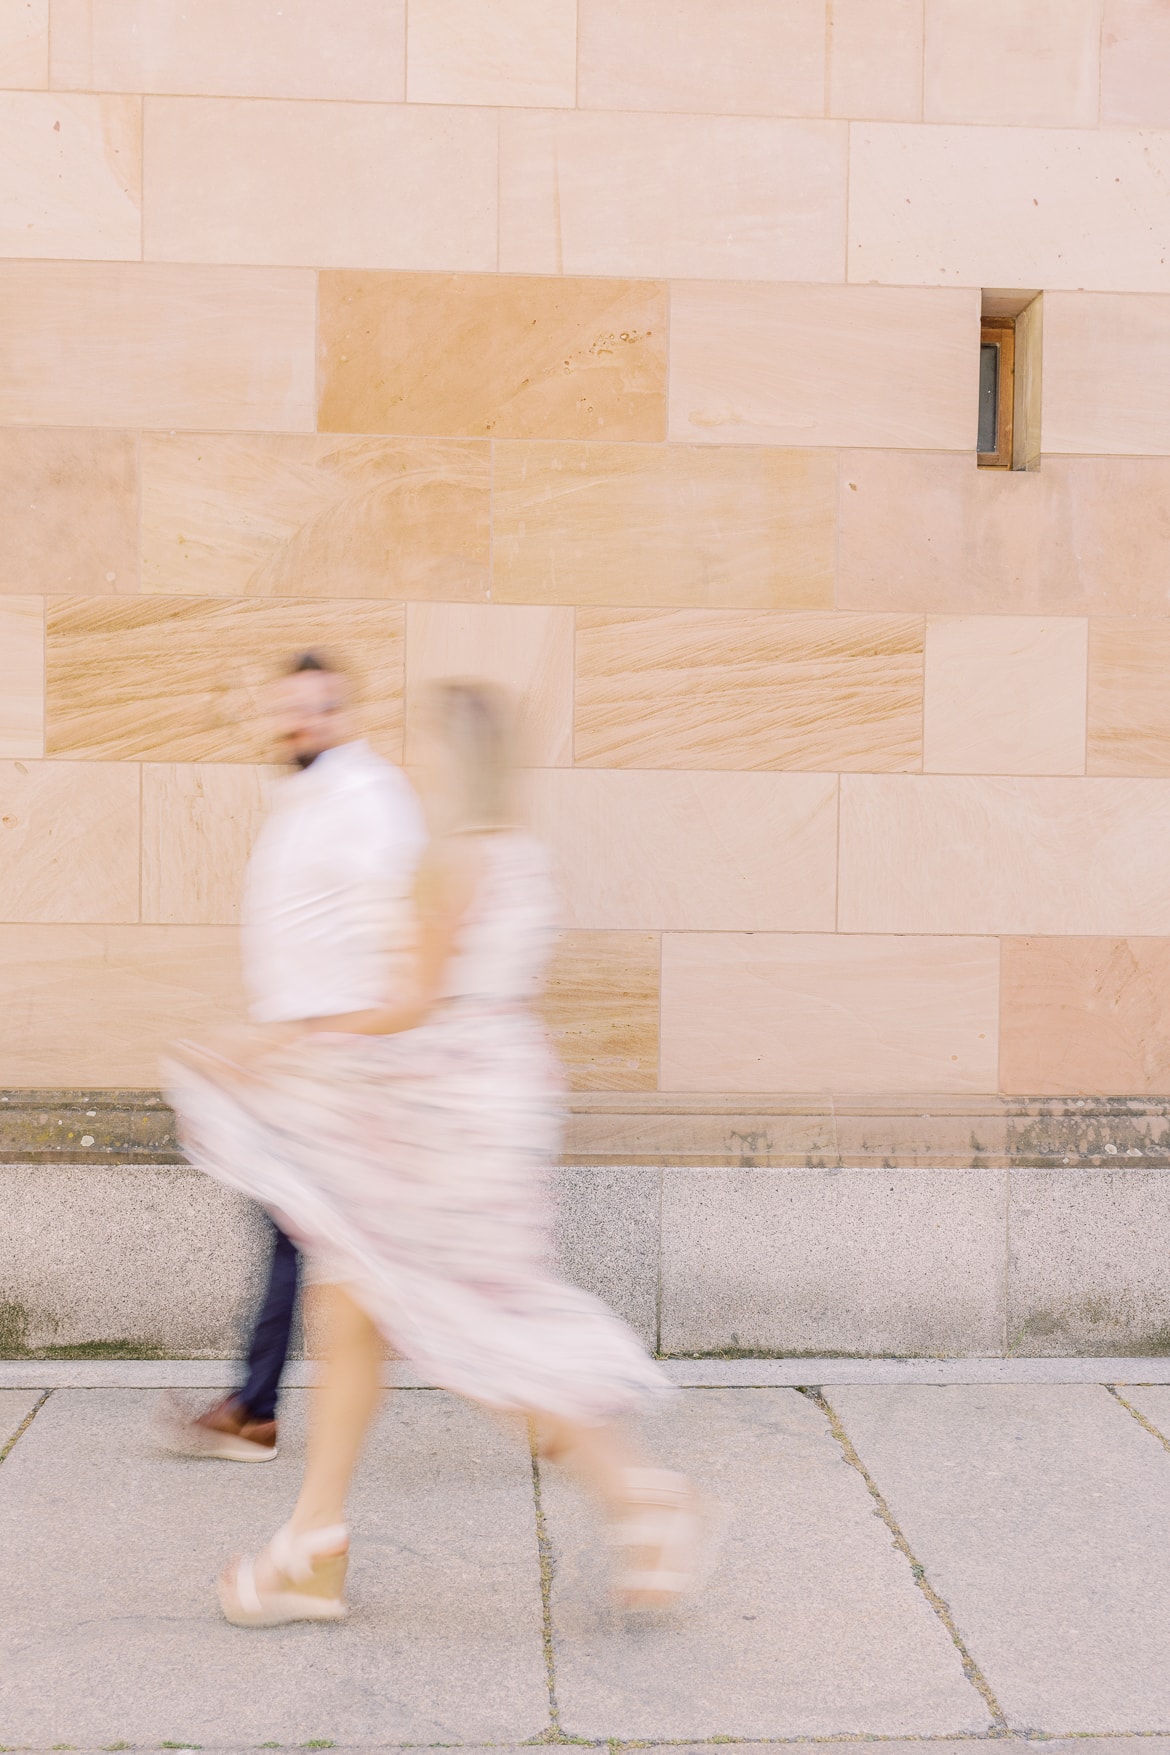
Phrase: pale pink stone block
[
  {"left": 526, "top": 770, "right": 839, "bottom": 931},
  {"left": 144, "top": 98, "right": 497, "bottom": 272},
  {"left": 407, "top": 0, "right": 576, "bottom": 107},
  {"left": 660, "top": 932, "right": 1000, "bottom": 1094},
  {"left": 0, "top": 0, "right": 47, "bottom": 85},
  {"left": 0, "top": 262, "right": 316, "bottom": 430},
  {"left": 1045, "top": 293, "right": 1170, "bottom": 455},
  {"left": 850, "top": 123, "right": 1170, "bottom": 291},
  {"left": 404, "top": 602, "right": 574, "bottom": 768},
  {"left": 669, "top": 282, "right": 976, "bottom": 448},
  {"left": 0, "top": 91, "right": 139, "bottom": 259},
  {"left": 1101, "top": 0, "right": 1170, "bottom": 127},
  {"left": 840, "top": 774, "right": 1170, "bottom": 935},
  {"left": 925, "top": 0, "right": 1100, "bottom": 127},
  {"left": 578, "top": 0, "right": 825, "bottom": 116},
  {"left": 828, "top": 0, "right": 923, "bottom": 121},
  {"left": 499, "top": 110, "right": 847, "bottom": 282},
  {"left": 924, "top": 616, "right": 1088, "bottom": 776},
  {"left": 50, "top": 0, "right": 405, "bottom": 101},
  {"left": 0, "top": 599, "right": 43, "bottom": 758}
]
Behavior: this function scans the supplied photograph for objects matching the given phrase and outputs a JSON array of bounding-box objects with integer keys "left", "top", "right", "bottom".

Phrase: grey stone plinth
[
  {"left": 829, "top": 1383, "right": 1170, "bottom": 1731},
  {"left": 659, "top": 1166, "right": 1007, "bottom": 1356},
  {"left": 553, "top": 1164, "right": 659, "bottom": 1347}
]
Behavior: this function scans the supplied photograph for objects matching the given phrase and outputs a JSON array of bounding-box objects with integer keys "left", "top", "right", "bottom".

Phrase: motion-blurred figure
[
  {"left": 166, "top": 680, "right": 708, "bottom": 1624},
  {"left": 162, "top": 651, "right": 424, "bottom": 1461}
]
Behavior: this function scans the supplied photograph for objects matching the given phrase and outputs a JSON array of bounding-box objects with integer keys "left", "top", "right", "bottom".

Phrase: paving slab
[
  {"left": 1116, "top": 1383, "right": 1170, "bottom": 1442},
  {"left": 0, "top": 1387, "right": 41, "bottom": 1450},
  {"left": 0, "top": 1388, "right": 549, "bottom": 1748},
  {"left": 542, "top": 1386, "right": 988, "bottom": 1740},
  {"left": 829, "top": 1383, "right": 1170, "bottom": 1732}
]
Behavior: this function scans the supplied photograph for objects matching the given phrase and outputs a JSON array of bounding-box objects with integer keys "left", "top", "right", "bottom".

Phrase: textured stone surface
[
  {"left": 0, "top": 600, "right": 43, "bottom": 759},
  {"left": 1000, "top": 937, "right": 1170, "bottom": 1097},
  {"left": 0, "top": 1389, "right": 40, "bottom": 1446},
  {"left": 830, "top": 1384, "right": 1170, "bottom": 1729},
  {"left": 544, "top": 1388, "right": 987, "bottom": 1738},
  {"left": 658, "top": 1166, "right": 1006, "bottom": 1356},
  {"left": 552, "top": 1165, "right": 659, "bottom": 1348}
]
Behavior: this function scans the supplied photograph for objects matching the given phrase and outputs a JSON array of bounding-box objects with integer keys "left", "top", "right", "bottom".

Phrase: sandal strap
[
  {"left": 233, "top": 1554, "right": 263, "bottom": 1618},
  {"left": 270, "top": 1521, "right": 350, "bottom": 1584}
]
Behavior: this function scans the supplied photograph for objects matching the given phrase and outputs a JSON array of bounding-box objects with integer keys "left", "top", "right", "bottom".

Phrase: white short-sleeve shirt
[{"left": 242, "top": 740, "right": 427, "bottom": 1024}]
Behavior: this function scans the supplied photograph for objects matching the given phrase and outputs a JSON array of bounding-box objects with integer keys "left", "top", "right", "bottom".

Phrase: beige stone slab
[
  {"left": 828, "top": 0, "right": 924, "bottom": 121},
  {"left": 527, "top": 769, "right": 838, "bottom": 931},
  {"left": 1001, "top": 936, "right": 1170, "bottom": 1097},
  {"left": 318, "top": 271, "right": 667, "bottom": 442},
  {"left": 499, "top": 110, "right": 847, "bottom": 282},
  {"left": 493, "top": 442, "right": 834, "bottom": 611},
  {"left": 404, "top": 602, "right": 573, "bottom": 767},
  {"left": 1089, "top": 620, "right": 1170, "bottom": 775},
  {"left": 0, "top": 262, "right": 315, "bottom": 431},
  {"left": 543, "top": 930, "right": 659, "bottom": 1092},
  {"left": 141, "top": 763, "right": 268, "bottom": 925},
  {"left": 1102, "top": 0, "right": 1170, "bottom": 126},
  {"left": 850, "top": 123, "right": 1170, "bottom": 292},
  {"left": 144, "top": 97, "right": 496, "bottom": 272},
  {"left": 0, "top": 923, "right": 244, "bottom": 1084},
  {"left": 578, "top": 0, "right": 825, "bottom": 116},
  {"left": 1045, "top": 293, "right": 1170, "bottom": 455},
  {"left": 50, "top": 0, "right": 405, "bottom": 100},
  {"left": 924, "top": 615, "right": 1088, "bottom": 776},
  {"left": 660, "top": 933, "right": 1000, "bottom": 1094},
  {"left": 839, "top": 774, "right": 1170, "bottom": 935},
  {"left": 668, "top": 282, "right": 976, "bottom": 448},
  {"left": 0, "top": 1392, "right": 40, "bottom": 1449},
  {"left": 0, "top": 429, "right": 137, "bottom": 594},
  {"left": 0, "top": 91, "right": 139, "bottom": 259},
  {"left": 838, "top": 449, "right": 1170, "bottom": 617},
  {"left": 141, "top": 433, "right": 489, "bottom": 603},
  {"left": 574, "top": 608, "right": 924, "bottom": 772},
  {"left": 0, "top": 599, "right": 43, "bottom": 758},
  {"left": 407, "top": 0, "right": 575, "bottom": 106},
  {"left": 924, "top": 0, "right": 1100, "bottom": 126},
  {"left": 0, "top": 0, "right": 47, "bottom": 85},
  {"left": 0, "top": 760, "right": 138, "bottom": 923},
  {"left": 46, "top": 596, "right": 405, "bottom": 763}
]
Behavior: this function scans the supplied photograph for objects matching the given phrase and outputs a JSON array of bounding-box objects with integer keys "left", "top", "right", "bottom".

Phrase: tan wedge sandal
[
  {"left": 218, "top": 1521, "right": 350, "bottom": 1627},
  {"left": 609, "top": 1468, "right": 716, "bottom": 1612}
]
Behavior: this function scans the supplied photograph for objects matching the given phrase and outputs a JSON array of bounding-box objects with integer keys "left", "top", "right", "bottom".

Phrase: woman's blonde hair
[{"left": 427, "top": 678, "right": 518, "bottom": 832}]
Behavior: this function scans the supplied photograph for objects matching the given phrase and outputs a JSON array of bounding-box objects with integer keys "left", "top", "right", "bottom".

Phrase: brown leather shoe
[{"left": 158, "top": 1393, "right": 278, "bottom": 1463}]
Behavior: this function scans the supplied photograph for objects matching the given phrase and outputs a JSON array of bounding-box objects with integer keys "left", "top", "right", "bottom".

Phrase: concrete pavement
[{"left": 5, "top": 1367, "right": 1170, "bottom": 1747}]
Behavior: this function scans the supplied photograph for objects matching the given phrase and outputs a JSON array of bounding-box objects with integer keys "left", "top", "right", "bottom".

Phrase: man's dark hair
[{"left": 286, "top": 649, "right": 338, "bottom": 676}]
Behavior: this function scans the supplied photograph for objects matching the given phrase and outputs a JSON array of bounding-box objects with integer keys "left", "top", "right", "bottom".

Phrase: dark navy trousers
[{"left": 238, "top": 1219, "right": 300, "bottom": 1422}]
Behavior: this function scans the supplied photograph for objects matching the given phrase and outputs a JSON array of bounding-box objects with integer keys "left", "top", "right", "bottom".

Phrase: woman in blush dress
[{"left": 166, "top": 680, "right": 708, "bottom": 1626}]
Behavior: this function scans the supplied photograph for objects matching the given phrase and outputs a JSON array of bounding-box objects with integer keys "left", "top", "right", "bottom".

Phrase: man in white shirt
[{"left": 167, "top": 651, "right": 425, "bottom": 1461}]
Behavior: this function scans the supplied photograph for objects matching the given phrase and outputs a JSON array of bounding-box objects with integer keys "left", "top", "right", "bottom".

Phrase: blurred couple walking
[{"left": 163, "top": 653, "right": 709, "bottom": 1625}]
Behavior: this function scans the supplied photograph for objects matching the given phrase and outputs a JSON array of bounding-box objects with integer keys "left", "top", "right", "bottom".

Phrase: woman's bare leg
[
  {"left": 289, "top": 1283, "right": 385, "bottom": 1541},
  {"left": 534, "top": 1412, "right": 644, "bottom": 1512}
]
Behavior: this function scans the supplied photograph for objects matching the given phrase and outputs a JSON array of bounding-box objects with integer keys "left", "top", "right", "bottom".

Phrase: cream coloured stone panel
[
  {"left": 0, "top": 599, "right": 43, "bottom": 758},
  {"left": 499, "top": 111, "right": 847, "bottom": 282},
  {"left": 1044, "top": 293, "right": 1170, "bottom": 455},
  {"left": 526, "top": 769, "right": 838, "bottom": 932},
  {"left": 0, "top": 263, "right": 315, "bottom": 430},
  {"left": 924, "top": 616, "right": 1088, "bottom": 776},
  {"left": 828, "top": 0, "right": 923, "bottom": 121},
  {"left": 492, "top": 442, "right": 835, "bottom": 610},
  {"left": 404, "top": 602, "right": 573, "bottom": 768},
  {"left": 668, "top": 282, "right": 976, "bottom": 448},
  {"left": 838, "top": 450, "right": 1170, "bottom": 618},
  {"left": 0, "top": 0, "right": 47, "bottom": 85},
  {"left": 840, "top": 774, "right": 1170, "bottom": 935},
  {"left": 1001, "top": 935, "right": 1170, "bottom": 1097},
  {"left": 0, "top": 92, "right": 139, "bottom": 259},
  {"left": 661, "top": 932, "right": 1000, "bottom": 1094},
  {"left": 144, "top": 98, "right": 496, "bottom": 272},
  {"left": 0, "top": 760, "right": 139, "bottom": 922},
  {"left": 0, "top": 923, "right": 245, "bottom": 1085},
  {"left": 407, "top": 0, "right": 576, "bottom": 107},
  {"left": 850, "top": 124, "right": 1170, "bottom": 291},
  {"left": 50, "top": 0, "right": 405, "bottom": 100},
  {"left": 141, "top": 764, "right": 268, "bottom": 925},
  {"left": 1101, "top": 0, "right": 1170, "bottom": 127},
  {"left": 578, "top": 0, "right": 825, "bottom": 116},
  {"left": 0, "top": 429, "right": 137, "bottom": 593},
  {"left": 544, "top": 930, "right": 659, "bottom": 1092},
  {"left": 141, "top": 434, "right": 489, "bottom": 603},
  {"left": 1088, "top": 621, "right": 1170, "bottom": 775},
  {"left": 924, "top": 0, "right": 1100, "bottom": 127}
]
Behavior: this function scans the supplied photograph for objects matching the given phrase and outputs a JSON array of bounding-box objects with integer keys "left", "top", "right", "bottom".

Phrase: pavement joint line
[
  {"left": 0, "top": 1387, "right": 52, "bottom": 1464},
  {"left": 1105, "top": 1383, "right": 1170, "bottom": 1455},
  {"left": 526, "top": 1420, "right": 563, "bottom": 1744},
  {"left": 808, "top": 1388, "right": 1009, "bottom": 1737}
]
